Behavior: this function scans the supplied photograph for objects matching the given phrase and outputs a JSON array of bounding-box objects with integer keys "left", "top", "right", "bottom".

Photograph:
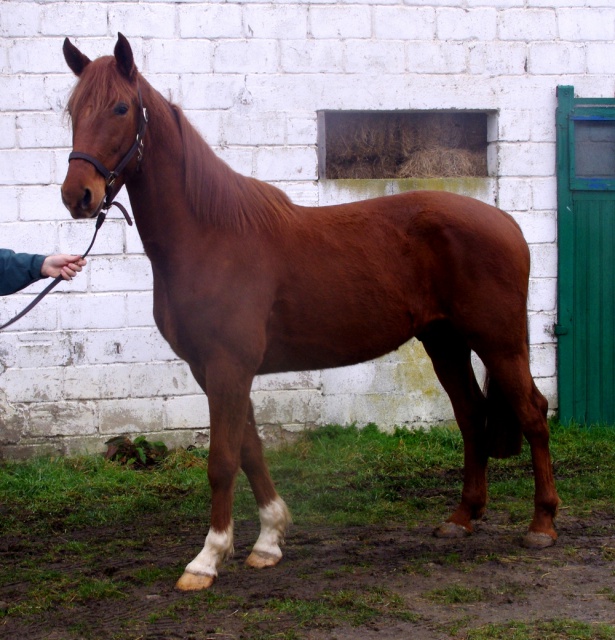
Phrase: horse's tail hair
[{"left": 483, "top": 373, "right": 523, "bottom": 459}]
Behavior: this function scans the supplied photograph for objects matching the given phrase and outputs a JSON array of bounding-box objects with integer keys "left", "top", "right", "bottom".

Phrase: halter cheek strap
[{"left": 68, "top": 87, "right": 148, "bottom": 225}]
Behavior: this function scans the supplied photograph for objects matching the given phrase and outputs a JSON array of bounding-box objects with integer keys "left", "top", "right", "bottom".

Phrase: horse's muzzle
[{"left": 61, "top": 172, "right": 105, "bottom": 220}]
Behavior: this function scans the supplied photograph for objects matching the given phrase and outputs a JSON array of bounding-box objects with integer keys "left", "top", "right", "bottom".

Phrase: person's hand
[{"left": 41, "top": 255, "right": 87, "bottom": 281}]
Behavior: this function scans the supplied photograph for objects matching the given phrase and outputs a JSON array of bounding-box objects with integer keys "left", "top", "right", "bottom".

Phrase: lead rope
[{"left": 0, "top": 203, "right": 129, "bottom": 331}]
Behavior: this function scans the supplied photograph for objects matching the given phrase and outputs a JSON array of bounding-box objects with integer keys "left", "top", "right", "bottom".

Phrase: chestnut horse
[{"left": 60, "top": 34, "right": 559, "bottom": 591}]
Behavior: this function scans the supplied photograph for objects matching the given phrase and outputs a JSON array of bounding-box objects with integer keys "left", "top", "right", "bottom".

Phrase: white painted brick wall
[{"left": 0, "top": 0, "right": 611, "bottom": 456}]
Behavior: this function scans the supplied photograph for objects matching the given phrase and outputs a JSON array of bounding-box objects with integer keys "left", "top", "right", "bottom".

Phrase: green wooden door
[{"left": 557, "top": 86, "right": 615, "bottom": 424}]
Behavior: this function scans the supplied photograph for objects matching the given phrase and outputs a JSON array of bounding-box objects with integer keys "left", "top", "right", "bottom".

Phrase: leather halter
[{"left": 68, "top": 87, "right": 149, "bottom": 225}]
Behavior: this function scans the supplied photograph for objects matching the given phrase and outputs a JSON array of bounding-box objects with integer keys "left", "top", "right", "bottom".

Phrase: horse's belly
[{"left": 259, "top": 302, "right": 416, "bottom": 374}]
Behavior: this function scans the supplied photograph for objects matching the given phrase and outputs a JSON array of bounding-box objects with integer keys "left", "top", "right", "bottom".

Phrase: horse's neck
[
  {"left": 125, "top": 85, "right": 294, "bottom": 258},
  {"left": 125, "top": 98, "right": 195, "bottom": 259}
]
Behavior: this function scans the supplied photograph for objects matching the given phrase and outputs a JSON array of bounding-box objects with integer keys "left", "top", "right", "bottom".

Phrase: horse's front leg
[
  {"left": 241, "top": 401, "right": 291, "bottom": 569},
  {"left": 176, "top": 360, "right": 253, "bottom": 591}
]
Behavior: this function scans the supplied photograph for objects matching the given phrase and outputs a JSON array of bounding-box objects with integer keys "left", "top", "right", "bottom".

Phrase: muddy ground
[{"left": 1, "top": 508, "right": 614, "bottom": 639}]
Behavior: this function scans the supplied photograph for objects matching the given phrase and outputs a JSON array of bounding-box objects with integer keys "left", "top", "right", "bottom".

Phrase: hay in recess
[
  {"left": 397, "top": 147, "right": 487, "bottom": 179},
  {"left": 326, "top": 157, "right": 398, "bottom": 180},
  {"left": 326, "top": 113, "right": 397, "bottom": 164},
  {"left": 324, "top": 112, "right": 488, "bottom": 179}
]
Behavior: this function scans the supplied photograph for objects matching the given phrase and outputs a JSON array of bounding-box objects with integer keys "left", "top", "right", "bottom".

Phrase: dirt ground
[{"left": 1, "top": 509, "right": 614, "bottom": 640}]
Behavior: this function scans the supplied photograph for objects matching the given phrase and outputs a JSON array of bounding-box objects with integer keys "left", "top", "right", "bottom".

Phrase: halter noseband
[{"left": 68, "top": 87, "right": 148, "bottom": 225}]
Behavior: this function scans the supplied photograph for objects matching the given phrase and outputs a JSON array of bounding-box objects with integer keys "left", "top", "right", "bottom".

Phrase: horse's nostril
[{"left": 81, "top": 188, "right": 92, "bottom": 210}]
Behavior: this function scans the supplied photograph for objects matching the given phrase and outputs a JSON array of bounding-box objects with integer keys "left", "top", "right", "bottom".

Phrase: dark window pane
[{"left": 574, "top": 120, "right": 615, "bottom": 179}]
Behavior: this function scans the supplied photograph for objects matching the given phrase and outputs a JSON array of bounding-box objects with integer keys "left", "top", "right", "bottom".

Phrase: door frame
[{"left": 556, "top": 85, "right": 615, "bottom": 423}]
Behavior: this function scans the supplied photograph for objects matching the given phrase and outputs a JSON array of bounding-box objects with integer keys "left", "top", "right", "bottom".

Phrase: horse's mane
[
  {"left": 168, "top": 101, "right": 297, "bottom": 234},
  {"left": 67, "top": 59, "right": 297, "bottom": 234}
]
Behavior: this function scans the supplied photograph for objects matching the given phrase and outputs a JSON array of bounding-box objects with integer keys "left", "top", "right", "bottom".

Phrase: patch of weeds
[
  {"left": 466, "top": 618, "right": 615, "bottom": 639},
  {"left": 424, "top": 584, "right": 485, "bottom": 604},
  {"left": 104, "top": 435, "right": 168, "bottom": 469}
]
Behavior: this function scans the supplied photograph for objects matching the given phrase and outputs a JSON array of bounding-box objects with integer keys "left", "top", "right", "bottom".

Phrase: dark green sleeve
[{"left": 0, "top": 249, "right": 47, "bottom": 296}]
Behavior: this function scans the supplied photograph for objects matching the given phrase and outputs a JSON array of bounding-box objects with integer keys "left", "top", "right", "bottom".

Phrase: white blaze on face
[
  {"left": 251, "top": 496, "right": 291, "bottom": 561},
  {"left": 184, "top": 523, "right": 234, "bottom": 577}
]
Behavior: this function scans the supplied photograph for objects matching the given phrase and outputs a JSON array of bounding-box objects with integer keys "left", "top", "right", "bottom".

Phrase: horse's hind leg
[
  {"left": 483, "top": 350, "right": 559, "bottom": 547},
  {"left": 241, "top": 402, "right": 291, "bottom": 569},
  {"left": 420, "top": 325, "right": 488, "bottom": 537}
]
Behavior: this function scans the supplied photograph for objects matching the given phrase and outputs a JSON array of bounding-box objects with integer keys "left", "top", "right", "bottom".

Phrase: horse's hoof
[
  {"left": 246, "top": 550, "right": 281, "bottom": 569},
  {"left": 522, "top": 531, "right": 556, "bottom": 549},
  {"left": 433, "top": 521, "right": 471, "bottom": 538},
  {"left": 175, "top": 571, "right": 215, "bottom": 591}
]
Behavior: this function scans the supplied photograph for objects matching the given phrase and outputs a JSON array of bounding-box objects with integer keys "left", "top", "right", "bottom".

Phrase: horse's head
[{"left": 61, "top": 34, "right": 146, "bottom": 219}]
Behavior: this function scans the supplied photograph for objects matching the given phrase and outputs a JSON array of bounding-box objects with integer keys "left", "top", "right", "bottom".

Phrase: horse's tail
[{"left": 484, "top": 373, "right": 523, "bottom": 459}]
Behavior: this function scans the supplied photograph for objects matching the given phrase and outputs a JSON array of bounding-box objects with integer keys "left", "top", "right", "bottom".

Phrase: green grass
[
  {"left": 424, "top": 584, "right": 485, "bottom": 604},
  {"left": 466, "top": 619, "right": 615, "bottom": 640},
  {"left": 2, "top": 421, "right": 614, "bottom": 537},
  {"left": 263, "top": 586, "right": 419, "bottom": 627},
  {"left": 5, "top": 573, "right": 127, "bottom": 617}
]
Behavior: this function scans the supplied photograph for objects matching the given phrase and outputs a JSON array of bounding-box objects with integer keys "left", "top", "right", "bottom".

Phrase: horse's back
[
  {"left": 260, "top": 190, "right": 529, "bottom": 373},
  {"left": 293, "top": 189, "right": 530, "bottom": 306}
]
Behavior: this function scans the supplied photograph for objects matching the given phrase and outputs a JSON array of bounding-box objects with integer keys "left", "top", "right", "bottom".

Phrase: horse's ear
[
  {"left": 63, "top": 38, "right": 91, "bottom": 77},
  {"left": 114, "top": 33, "right": 137, "bottom": 80}
]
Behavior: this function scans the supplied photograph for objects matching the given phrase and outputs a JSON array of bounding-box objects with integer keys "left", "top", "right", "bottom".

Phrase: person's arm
[
  {"left": 0, "top": 250, "right": 86, "bottom": 296},
  {"left": 0, "top": 249, "right": 47, "bottom": 296}
]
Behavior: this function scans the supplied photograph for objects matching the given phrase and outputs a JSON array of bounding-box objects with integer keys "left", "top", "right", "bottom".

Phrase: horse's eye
[{"left": 114, "top": 102, "right": 129, "bottom": 116}]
